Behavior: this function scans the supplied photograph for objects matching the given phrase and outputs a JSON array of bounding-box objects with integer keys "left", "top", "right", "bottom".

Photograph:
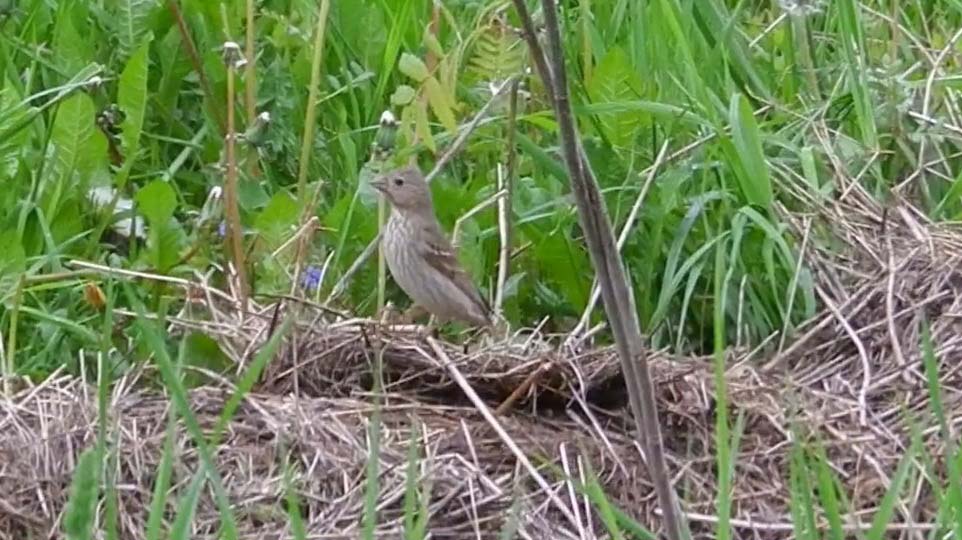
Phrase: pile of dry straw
[{"left": 2, "top": 186, "right": 961, "bottom": 539}]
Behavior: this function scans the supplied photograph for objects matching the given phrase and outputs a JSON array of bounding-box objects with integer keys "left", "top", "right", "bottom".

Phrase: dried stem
[
  {"left": 223, "top": 46, "right": 249, "bottom": 314},
  {"left": 494, "top": 80, "right": 520, "bottom": 317},
  {"left": 513, "top": 1, "right": 687, "bottom": 538}
]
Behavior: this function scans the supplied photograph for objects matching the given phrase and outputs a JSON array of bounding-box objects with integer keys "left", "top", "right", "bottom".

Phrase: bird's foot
[
  {"left": 377, "top": 302, "right": 404, "bottom": 326},
  {"left": 402, "top": 304, "right": 430, "bottom": 325}
]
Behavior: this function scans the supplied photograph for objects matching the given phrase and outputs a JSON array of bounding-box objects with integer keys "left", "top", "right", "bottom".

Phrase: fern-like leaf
[{"left": 467, "top": 14, "right": 524, "bottom": 84}]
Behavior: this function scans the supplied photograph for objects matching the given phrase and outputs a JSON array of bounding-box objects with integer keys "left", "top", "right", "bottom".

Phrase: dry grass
[{"left": 2, "top": 192, "right": 962, "bottom": 539}]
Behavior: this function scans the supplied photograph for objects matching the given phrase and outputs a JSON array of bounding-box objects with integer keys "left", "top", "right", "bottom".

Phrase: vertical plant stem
[
  {"left": 514, "top": 0, "right": 687, "bottom": 538},
  {"left": 244, "top": 0, "right": 260, "bottom": 177},
  {"left": 296, "top": 0, "right": 332, "bottom": 205},
  {"left": 494, "top": 80, "right": 520, "bottom": 317},
  {"left": 167, "top": 0, "right": 226, "bottom": 135},
  {"left": 224, "top": 57, "right": 249, "bottom": 313}
]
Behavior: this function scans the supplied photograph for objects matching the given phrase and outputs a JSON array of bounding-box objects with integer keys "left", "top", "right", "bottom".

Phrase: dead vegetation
[{"left": 2, "top": 192, "right": 962, "bottom": 539}]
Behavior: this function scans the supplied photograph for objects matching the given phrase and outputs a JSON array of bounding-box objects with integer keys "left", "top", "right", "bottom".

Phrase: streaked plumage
[{"left": 371, "top": 166, "right": 492, "bottom": 327}]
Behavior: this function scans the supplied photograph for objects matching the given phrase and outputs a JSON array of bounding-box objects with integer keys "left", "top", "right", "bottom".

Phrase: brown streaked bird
[{"left": 371, "top": 165, "right": 492, "bottom": 327}]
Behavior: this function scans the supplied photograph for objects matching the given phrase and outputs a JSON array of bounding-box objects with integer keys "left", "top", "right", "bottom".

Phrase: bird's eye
[{"left": 393, "top": 177, "right": 404, "bottom": 186}]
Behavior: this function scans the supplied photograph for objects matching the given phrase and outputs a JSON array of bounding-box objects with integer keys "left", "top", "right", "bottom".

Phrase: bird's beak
[{"left": 370, "top": 177, "right": 387, "bottom": 193}]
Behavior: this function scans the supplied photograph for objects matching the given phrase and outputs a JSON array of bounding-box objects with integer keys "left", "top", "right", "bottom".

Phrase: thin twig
[
  {"left": 452, "top": 190, "right": 507, "bottom": 248},
  {"left": 425, "top": 76, "right": 517, "bottom": 184},
  {"left": 167, "top": 1, "right": 225, "bottom": 135},
  {"left": 816, "top": 284, "right": 872, "bottom": 426},
  {"left": 425, "top": 337, "right": 580, "bottom": 529},
  {"left": 223, "top": 43, "right": 249, "bottom": 314}
]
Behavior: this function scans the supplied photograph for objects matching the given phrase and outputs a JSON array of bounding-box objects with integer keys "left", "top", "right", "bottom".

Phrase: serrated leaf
[
  {"left": 50, "top": 93, "right": 96, "bottom": 182},
  {"left": 136, "top": 180, "right": 177, "bottom": 225},
  {"left": 587, "top": 47, "right": 645, "bottom": 148},
  {"left": 729, "top": 93, "right": 773, "bottom": 210},
  {"left": 413, "top": 101, "right": 435, "bottom": 153},
  {"left": 423, "top": 77, "right": 457, "bottom": 133},
  {"left": 398, "top": 52, "right": 429, "bottom": 82},
  {"left": 466, "top": 18, "right": 523, "bottom": 84},
  {"left": 391, "top": 85, "right": 416, "bottom": 106},
  {"left": 116, "top": 0, "right": 157, "bottom": 58},
  {"left": 254, "top": 191, "right": 299, "bottom": 247},
  {"left": 118, "top": 39, "right": 150, "bottom": 184}
]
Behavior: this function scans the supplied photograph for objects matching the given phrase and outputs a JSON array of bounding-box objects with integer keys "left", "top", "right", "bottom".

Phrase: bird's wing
[{"left": 416, "top": 220, "right": 491, "bottom": 316}]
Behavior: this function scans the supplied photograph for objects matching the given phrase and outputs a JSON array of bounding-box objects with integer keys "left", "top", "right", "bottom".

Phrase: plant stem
[
  {"left": 224, "top": 54, "right": 249, "bottom": 313},
  {"left": 514, "top": 0, "right": 688, "bottom": 538},
  {"left": 245, "top": 0, "right": 260, "bottom": 178},
  {"left": 296, "top": 0, "right": 332, "bottom": 205}
]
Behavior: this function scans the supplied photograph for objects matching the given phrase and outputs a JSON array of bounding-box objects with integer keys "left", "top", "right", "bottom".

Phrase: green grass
[{"left": 4, "top": 0, "right": 962, "bottom": 538}]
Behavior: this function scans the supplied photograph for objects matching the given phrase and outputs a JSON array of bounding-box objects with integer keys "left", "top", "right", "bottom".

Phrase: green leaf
[
  {"left": 117, "top": 39, "right": 151, "bottom": 185},
  {"left": 54, "top": 8, "right": 94, "bottom": 75},
  {"left": 49, "top": 92, "right": 96, "bottom": 182},
  {"left": 391, "top": 84, "right": 416, "bottom": 106},
  {"left": 136, "top": 180, "right": 181, "bottom": 271},
  {"left": 254, "top": 191, "right": 299, "bottom": 247},
  {"left": 413, "top": 101, "right": 435, "bottom": 152},
  {"left": 728, "top": 93, "right": 773, "bottom": 210},
  {"left": 398, "top": 52, "right": 429, "bottom": 82},
  {"left": 423, "top": 76, "right": 457, "bottom": 133},
  {"left": 0, "top": 230, "right": 26, "bottom": 306},
  {"left": 587, "top": 46, "right": 646, "bottom": 147},
  {"left": 145, "top": 413, "right": 177, "bottom": 540},
  {"left": 63, "top": 447, "right": 102, "bottom": 540},
  {"left": 136, "top": 180, "right": 177, "bottom": 225},
  {"left": 116, "top": 0, "right": 157, "bottom": 58}
]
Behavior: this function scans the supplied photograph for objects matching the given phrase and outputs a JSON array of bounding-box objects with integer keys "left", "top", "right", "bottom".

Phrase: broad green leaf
[
  {"left": 50, "top": 93, "right": 96, "bottom": 180},
  {"left": 136, "top": 180, "right": 180, "bottom": 271},
  {"left": 729, "top": 93, "right": 773, "bottom": 210},
  {"left": 53, "top": 9, "right": 94, "bottom": 75},
  {"left": 117, "top": 39, "right": 151, "bottom": 185},
  {"left": 254, "top": 191, "right": 299, "bottom": 247},
  {"left": 135, "top": 180, "right": 177, "bottom": 225},
  {"left": 391, "top": 84, "right": 416, "bottom": 106},
  {"left": 398, "top": 52, "right": 429, "bottom": 82},
  {"left": 115, "top": 0, "right": 157, "bottom": 58},
  {"left": 423, "top": 76, "right": 457, "bottom": 133}
]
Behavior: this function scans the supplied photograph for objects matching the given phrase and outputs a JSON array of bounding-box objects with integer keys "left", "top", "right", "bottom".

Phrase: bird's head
[{"left": 371, "top": 165, "right": 433, "bottom": 213}]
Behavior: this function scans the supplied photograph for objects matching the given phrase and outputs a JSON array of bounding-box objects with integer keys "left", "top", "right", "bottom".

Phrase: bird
[{"left": 370, "top": 165, "right": 493, "bottom": 328}]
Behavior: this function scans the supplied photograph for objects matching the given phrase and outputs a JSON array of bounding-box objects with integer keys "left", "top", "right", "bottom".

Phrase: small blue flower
[
  {"left": 217, "top": 220, "right": 226, "bottom": 238},
  {"left": 301, "top": 265, "right": 322, "bottom": 291}
]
